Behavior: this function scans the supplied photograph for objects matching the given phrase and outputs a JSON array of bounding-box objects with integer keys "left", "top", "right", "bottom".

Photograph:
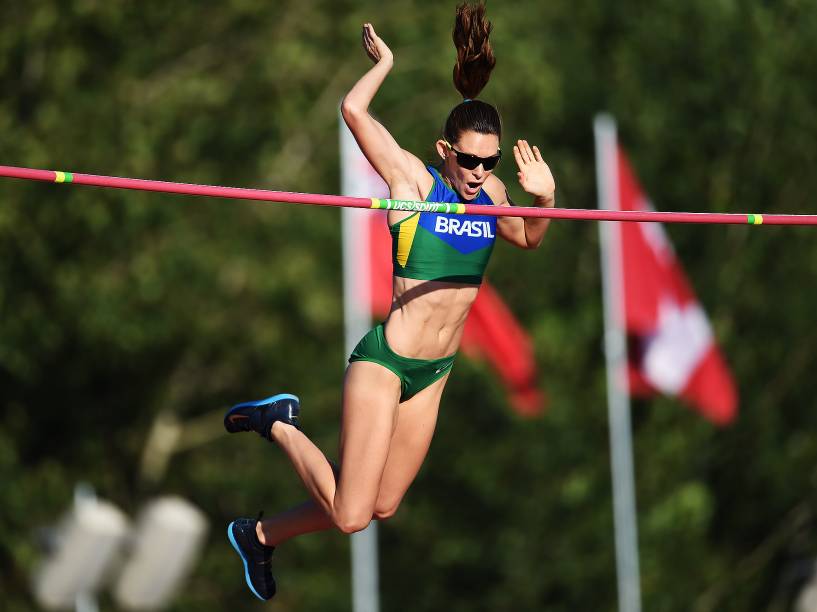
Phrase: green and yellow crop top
[{"left": 391, "top": 166, "right": 498, "bottom": 285}]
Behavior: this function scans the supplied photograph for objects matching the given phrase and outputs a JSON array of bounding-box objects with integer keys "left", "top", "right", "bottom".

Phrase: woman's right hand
[{"left": 362, "top": 23, "right": 393, "bottom": 65}]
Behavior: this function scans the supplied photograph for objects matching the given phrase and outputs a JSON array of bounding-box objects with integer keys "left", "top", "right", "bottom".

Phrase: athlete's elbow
[
  {"left": 341, "top": 97, "right": 365, "bottom": 124},
  {"left": 514, "top": 235, "right": 541, "bottom": 250},
  {"left": 522, "top": 230, "right": 547, "bottom": 249}
]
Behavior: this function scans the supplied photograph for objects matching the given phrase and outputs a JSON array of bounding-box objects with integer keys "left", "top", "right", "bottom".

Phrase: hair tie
[{"left": 463, "top": 98, "right": 473, "bottom": 102}]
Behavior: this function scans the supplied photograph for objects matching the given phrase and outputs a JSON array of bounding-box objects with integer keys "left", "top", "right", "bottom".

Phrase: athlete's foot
[
  {"left": 227, "top": 516, "right": 276, "bottom": 601},
  {"left": 224, "top": 393, "right": 300, "bottom": 440}
]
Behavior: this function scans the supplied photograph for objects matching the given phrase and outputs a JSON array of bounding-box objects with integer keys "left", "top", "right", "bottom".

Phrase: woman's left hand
[
  {"left": 362, "top": 23, "right": 393, "bottom": 65},
  {"left": 513, "top": 139, "right": 555, "bottom": 204}
]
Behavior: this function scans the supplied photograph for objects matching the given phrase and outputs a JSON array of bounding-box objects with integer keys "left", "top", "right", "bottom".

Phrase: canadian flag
[{"left": 616, "top": 147, "right": 738, "bottom": 424}]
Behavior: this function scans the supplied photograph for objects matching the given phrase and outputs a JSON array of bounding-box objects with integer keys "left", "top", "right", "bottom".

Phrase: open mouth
[{"left": 466, "top": 181, "right": 482, "bottom": 190}]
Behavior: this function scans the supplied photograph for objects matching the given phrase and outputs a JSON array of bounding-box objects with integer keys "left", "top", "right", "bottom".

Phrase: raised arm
[
  {"left": 341, "top": 24, "right": 424, "bottom": 192},
  {"left": 495, "top": 139, "right": 556, "bottom": 249}
]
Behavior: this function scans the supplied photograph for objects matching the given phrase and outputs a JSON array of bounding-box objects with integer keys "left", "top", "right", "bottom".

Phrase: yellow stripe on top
[{"left": 395, "top": 213, "right": 420, "bottom": 267}]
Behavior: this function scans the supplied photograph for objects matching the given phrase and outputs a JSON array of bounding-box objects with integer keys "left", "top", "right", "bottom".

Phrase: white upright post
[
  {"left": 340, "top": 110, "right": 381, "bottom": 612},
  {"left": 594, "top": 113, "right": 642, "bottom": 612}
]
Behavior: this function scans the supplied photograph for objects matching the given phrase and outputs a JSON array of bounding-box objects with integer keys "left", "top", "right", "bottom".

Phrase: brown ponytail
[
  {"left": 452, "top": 2, "right": 496, "bottom": 100},
  {"left": 442, "top": 2, "right": 502, "bottom": 145}
]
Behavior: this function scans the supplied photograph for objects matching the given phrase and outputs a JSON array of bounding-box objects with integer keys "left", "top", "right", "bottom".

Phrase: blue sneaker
[
  {"left": 227, "top": 515, "right": 276, "bottom": 601},
  {"left": 224, "top": 393, "right": 300, "bottom": 440}
]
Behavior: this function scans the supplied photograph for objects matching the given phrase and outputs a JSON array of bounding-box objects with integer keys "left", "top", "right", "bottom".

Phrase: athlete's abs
[{"left": 384, "top": 276, "right": 477, "bottom": 359}]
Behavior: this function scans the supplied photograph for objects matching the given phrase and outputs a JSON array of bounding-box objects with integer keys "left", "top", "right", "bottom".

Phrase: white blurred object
[
  {"left": 113, "top": 496, "right": 208, "bottom": 610},
  {"left": 797, "top": 574, "right": 817, "bottom": 612},
  {"left": 33, "top": 492, "right": 129, "bottom": 610}
]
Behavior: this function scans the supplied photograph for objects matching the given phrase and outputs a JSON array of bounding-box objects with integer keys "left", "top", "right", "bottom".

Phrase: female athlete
[{"left": 223, "top": 2, "right": 556, "bottom": 600}]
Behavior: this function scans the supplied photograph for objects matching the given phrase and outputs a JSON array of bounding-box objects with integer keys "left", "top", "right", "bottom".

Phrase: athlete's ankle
[{"left": 256, "top": 520, "right": 271, "bottom": 547}]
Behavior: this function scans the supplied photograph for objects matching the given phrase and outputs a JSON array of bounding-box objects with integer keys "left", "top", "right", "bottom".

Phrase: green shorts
[{"left": 348, "top": 323, "right": 456, "bottom": 403}]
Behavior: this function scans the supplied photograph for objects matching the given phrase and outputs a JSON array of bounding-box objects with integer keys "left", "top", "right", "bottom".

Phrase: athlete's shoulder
[{"left": 483, "top": 174, "right": 509, "bottom": 205}]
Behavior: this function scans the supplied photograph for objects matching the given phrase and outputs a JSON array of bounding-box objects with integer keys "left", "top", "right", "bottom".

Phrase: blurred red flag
[
  {"left": 367, "top": 213, "right": 545, "bottom": 415},
  {"left": 616, "top": 148, "right": 737, "bottom": 424}
]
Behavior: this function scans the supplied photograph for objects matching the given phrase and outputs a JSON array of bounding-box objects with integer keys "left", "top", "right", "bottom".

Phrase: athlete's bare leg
[
  {"left": 257, "top": 499, "right": 333, "bottom": 546},
  {"left": 260, "top": 366, "right": 447, "bottom": 543},
  {"left": 372, "top": 374, "right": 448, "bottom": 519},
  {"left": 259, "top": 371, "right": 445, "bottom": 545},
  {"left": 267, "top": 361, "right": 402, "bottom": 534}
]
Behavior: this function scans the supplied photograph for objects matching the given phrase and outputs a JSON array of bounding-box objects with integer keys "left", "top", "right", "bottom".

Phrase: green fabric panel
[
  {"left": 391, "top": 224, "right": 494, "bottom": 285},
  {"left": 348, "top": 324, "right": 456, "bottom": 402}
]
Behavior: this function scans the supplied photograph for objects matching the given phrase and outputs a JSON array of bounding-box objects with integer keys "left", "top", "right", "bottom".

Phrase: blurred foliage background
[{"left": 2, "top": 1, "right": 817, "bottom": 610}]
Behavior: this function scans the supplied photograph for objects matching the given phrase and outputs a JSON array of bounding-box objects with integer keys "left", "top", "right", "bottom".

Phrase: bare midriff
[{"left": 383, "top": 275, "right": 479, "bottom": 360}]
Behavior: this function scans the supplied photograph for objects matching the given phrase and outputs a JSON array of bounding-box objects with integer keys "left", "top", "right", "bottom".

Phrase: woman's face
[{"left": 436, "top": 130, "right": 500, "bottom": 201}]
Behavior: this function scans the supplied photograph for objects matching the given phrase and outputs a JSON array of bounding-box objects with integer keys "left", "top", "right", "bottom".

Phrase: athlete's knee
[
  {"left": 332, "top": 507, "right": 373, "bottom": 534},
  {"left": 334, "top": 515, "right": 372, "bottom": 534},
  {"left": 372, "top": 495, "right": 402, "bottom": 521},
  {"left": 372, "top": 505, "right": 399, "bottom": 521}
]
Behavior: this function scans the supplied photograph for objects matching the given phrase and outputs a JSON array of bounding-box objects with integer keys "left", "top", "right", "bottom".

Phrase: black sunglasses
[{"left": 444, "top": 141, "right": 502, "bottom": 171}]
